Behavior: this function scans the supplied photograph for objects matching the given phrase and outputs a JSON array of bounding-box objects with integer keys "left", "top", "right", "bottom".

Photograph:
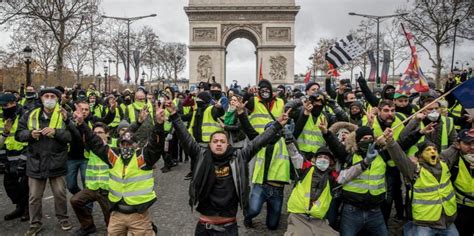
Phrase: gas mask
[
  {"left": 421, "top": 146, "right": 439, "bottom": 166},
  {"left": 258, "top": 88, "right": 272, "bottom": 101},
  {"left": 43, "top": 99, "right": 57, "bottom": 109},
  {"left": 120, "top": 147, "right": 134, "bottom": 159},
  {"left": 427, "top": 111, "right": 440, "bottom": 122}
]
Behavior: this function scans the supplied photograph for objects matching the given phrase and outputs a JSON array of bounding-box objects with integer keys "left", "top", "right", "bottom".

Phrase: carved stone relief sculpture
[
  {"left": 269, "top": 55, "right": 287, "bottom": 81},
  {"left": 193, "top": 28, "right": 217, "bottom": 41},
  {"left": 197, "top": 55, "right": 213, "bottom": 82}
]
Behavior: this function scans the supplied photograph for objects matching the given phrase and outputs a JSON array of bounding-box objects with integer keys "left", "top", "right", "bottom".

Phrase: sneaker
[
  {"left": 59, "top": 219, "right": 73, "bottom": 231},
  {"left": 24, "top": 223, "right": 42, "bottom": 236},
  {"left": 4, "top": 206, "right": 24, "bottom": 221},
  {"left": 72, "top": 225, "right": 97, "bottom": 236}
]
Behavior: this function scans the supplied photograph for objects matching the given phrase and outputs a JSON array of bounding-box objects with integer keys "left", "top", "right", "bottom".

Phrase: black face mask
[
  {"left": 3, "top": 106, "right": 17, "bottom": 120},
  {"left": 385, "top": 92, "right": 394, "bottom": 100},
  {"left": 358, "top": 140, "right": 373, "bottom": 154},
  {"left": 211, "top": 91, "right": 221, "bottom": 100},
  {"left": 124, "top": 98, "right": 131, "bottom": 105},
  {"left": 196, "top": 101, "right": 207, "bottom": 108},
  {"left": 25, "top": 92, "right": 36, "bottom": 100}
]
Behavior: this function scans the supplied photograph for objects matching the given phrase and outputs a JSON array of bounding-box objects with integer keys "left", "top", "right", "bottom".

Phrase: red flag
[
  {"left": 304, "top": 70, "right": 311, "bottom": 83},
  {"left": 258, "top": 58, "right": 263, "bottom": 80},
  {"left": 396, "top": 24, "right": 430, "bottom": 94},
  {"left": 327, "top": 62, "right": 340, "bottom": 77}
]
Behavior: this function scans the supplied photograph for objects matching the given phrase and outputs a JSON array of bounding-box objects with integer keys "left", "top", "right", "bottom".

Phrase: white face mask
[
  {"left": 427, "top": 111, "right": 440, "bottom": 122},
  {"left": 43, "top": 99, "right": 57, "bottom": 109},
  {"left": 315, "top": 158, "right": 330, "bottom": 172}
]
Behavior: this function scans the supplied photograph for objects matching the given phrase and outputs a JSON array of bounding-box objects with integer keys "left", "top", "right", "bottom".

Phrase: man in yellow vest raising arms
[{"left": 74, "top": 102, "right": 166, "bottom": 235}]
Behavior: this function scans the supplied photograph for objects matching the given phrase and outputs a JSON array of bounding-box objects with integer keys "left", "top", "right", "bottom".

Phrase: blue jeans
[
  {"left": 244, "top": 183, "right": 283, "bottom": 230},
  {"left": 340, "top": 203, "right": 388, "bottom": 236},
  {"left": 66, "top": 159, "right": 87, "bottom": 195},
  {"left": 404, "top": 221, "right": 459, "bottom": 236}
]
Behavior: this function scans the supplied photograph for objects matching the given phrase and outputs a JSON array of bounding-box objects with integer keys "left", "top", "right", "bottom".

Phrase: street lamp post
[
  {"left": 23, "top": 46, "right": 33, "bottom": 86},
  {"left": 348, "top": 12, "right": 408, "bottom": 88},
  {"left": 102, "top": 14, "right": 157, "bottom": 84},
  {"left": 97, "top": 73, "right": 102, "bottom": 92},
  {"left": 104, "top": 64, "right": 109, "bottom": 93},
  {"left": 141, "top": 71, "right": 146, "bottom": 86},
  {"left": 450, "top": 19, "right": 460, "bottom": 72},
  {"left": 308, "top": 56, "right": 316, "bottom": 82}
]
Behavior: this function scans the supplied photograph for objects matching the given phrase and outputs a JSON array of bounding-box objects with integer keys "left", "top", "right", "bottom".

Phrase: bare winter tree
[
  {"left": 8, "top": 22, "right": 57, "bottom": 81},
  {"left": 0, "top": 0, "right": 103, "bottom": 82},
  {"left": 65, "top": 34, "right": 91, "bottom": 83},
  {"left": 383, "top": 20, "right": 410, "bottom": 80},
  {"left": 129, "top": 26, "right": 160, "bottom": 84},
  {"left": 310, "top": 38, "right": 336, "bottom": 75},
  {"left": 398, "top": 0, "right": 473, "bottom": 88},
  {"left": 352, "top": 20, "right": 377, "bottom": 77}
]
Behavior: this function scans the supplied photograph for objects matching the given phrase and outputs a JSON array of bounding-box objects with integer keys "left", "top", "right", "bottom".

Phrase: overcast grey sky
[{"left": 1, "top": 0, "right": 472, "bottom": 87}]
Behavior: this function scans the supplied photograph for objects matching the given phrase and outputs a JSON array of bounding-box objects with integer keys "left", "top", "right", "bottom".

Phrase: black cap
[
  {"left": 305, "top": 82, "right": 320, "bottom": 92},
  {"left": 315, "top": 146, "right": 334, "bottom": 159},
  {"left": 39, "top": 88, "right": 62, "bottom": 98},
  {"left": 415, "top": 141, "right": 437, "bottom": 157},
  {"left": 0, "top": 93, "right": 17, "bottom": 105},
  {"left": 458, "top": 129, "right": 474, "bottom": 143},
  {"left": 355, "top": 126, "right": 374, "bottom": 143},
  {"left": 196, "top": 91, "right": 212, "bottom": 104}
]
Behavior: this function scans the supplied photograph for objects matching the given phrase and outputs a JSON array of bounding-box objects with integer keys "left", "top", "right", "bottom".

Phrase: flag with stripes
[
  {"left": 396, "top": 24, "right": 429, "bottom": 94},
  {"left": 325, "top": 35, "right": 366, "bottom": 68}
]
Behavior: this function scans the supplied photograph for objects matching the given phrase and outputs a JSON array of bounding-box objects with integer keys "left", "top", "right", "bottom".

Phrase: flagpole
[{"left": 392, "top": 83, "right": 463, "bottom": 130}]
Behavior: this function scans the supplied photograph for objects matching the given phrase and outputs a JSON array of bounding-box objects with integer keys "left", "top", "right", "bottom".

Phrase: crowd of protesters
[{"left": 0, "top": 68, "right": 472, "bottom": 236}]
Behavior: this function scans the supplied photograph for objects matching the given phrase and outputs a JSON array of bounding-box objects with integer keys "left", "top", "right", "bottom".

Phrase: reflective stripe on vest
[
  {"left": 287, "top": 167, "right": 332, "bottom": 219},
  {"left": 27, "top": 105, "right": 64, "bottom": 130},
  {"left": 343, "top": 154, "right": 386, "bottom": 196},
  {"left": 407, "top": 116, "right": 453, "bottom": 157},
  {"left": 454, "top": 157, "right": 474, "bottom": 207},
  {"left": 249, "top": 97, "right": 284, "bottom": 134},
  {"left": 188, "top": 105, "right": 223, "bottom": 142},
  {"left": 449, "top": 103, "right": 462, "bottom": 130},
  {"left": 412, "top": 162, "right": 457, "bottom": 222},
  {"left": 4, "top": 116, "right": 28, "bottom": 151},
  {"left": 85, "top": 148, "right": 111, "bottom": 191},
  {"left": 252, "top": 138, "right": 290, "bottom": 184},
  {"left": 372, "top": 114, "right": 403, "bottom": 167},
  {"left": 296, "top": 114, "right": 326, "bottom": 153},
  {"left": 108, "top": 153, "right": 156, "bottom": 205}
]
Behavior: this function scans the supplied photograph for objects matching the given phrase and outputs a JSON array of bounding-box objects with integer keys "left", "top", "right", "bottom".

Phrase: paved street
[{"left": 0, "top": 158, "right": 289, "bottom": 236}]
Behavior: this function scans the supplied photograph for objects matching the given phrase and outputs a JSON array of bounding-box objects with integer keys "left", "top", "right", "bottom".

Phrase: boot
[
  {"left": 4, "top": 206, "right": 23, "bottom": 220},
  {"left": 20, "top": 207, "right": 29, "bottom": 221}
]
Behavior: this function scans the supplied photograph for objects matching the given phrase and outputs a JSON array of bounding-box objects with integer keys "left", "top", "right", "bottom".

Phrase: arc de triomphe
[{"left": 185, "top": 0, "right": 299, "bottom": 87}]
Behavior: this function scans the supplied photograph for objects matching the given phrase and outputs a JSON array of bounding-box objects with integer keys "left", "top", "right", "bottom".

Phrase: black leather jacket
[{"left": 169, "top": 112, "right": 283, "bottom": 215}]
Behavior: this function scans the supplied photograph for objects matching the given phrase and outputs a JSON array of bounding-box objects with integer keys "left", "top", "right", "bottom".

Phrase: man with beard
[
  {"left": 393, "top": 92, "right": 417, "bottom": 118},
  {"left": 294, "top": 92, "right": 337, "bottom": 160},
  {"left": 401, "top": 96, "right": 457, "bottom": 157},
  {"left": 166, "top": 97, "right": 289, "bottom": 235},
  {"left": 0, "top": 93, "right": 29, "bottom": 221},
  {"left": 370, "top": 100, "right": 406, "bottom": 222}
]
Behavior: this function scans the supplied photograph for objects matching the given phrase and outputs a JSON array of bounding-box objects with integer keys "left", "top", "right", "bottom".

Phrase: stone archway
[{"left": 185, "top": 0, "right": 299, "bottom": 87}]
